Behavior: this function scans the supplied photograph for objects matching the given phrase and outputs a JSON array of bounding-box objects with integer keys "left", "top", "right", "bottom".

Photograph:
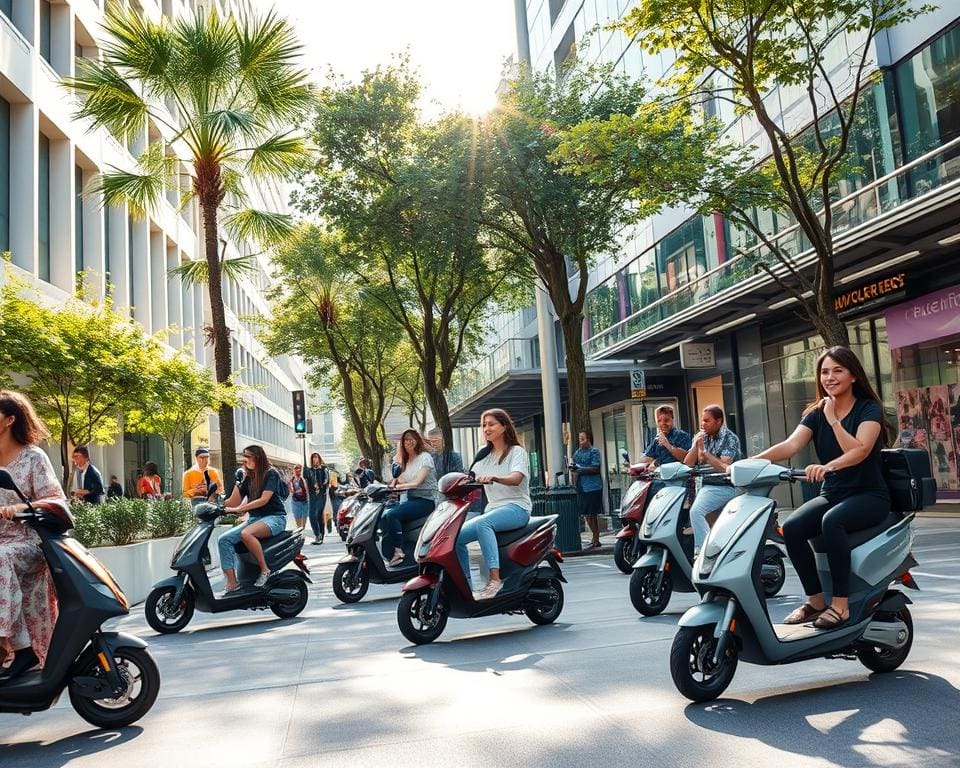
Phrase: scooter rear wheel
[
  {"left": 762, "top": 547, "right": 787, "bottom": 598},
  {"left": 144, "top": 585, "right": 195, "bottom": 634},
  {"left": 630, "top": 565, "right": 672, "bottom": 616},
  {"left": 614, "top": 538, "right": 644, "bottom": 574},
  {"left": 525, "top": 577, "right": 564, "bottom": 625},
  {"left": 270, "top": 579, "right": 309, "bottom": 619},
  {"left": 857, "top": 606, "right": 913, "bottom": 673},
  {"left": 670, "top": 625, "right": 738, "bottom": 702},
  {"left": 333, "top": 562, "right": 369, "bottom": 603},
  {"left": 397, "top": 589, "right": 447, "bottom": 645},
  {"left": 69, "top": 646, "right": 161, "bottom": 728}
]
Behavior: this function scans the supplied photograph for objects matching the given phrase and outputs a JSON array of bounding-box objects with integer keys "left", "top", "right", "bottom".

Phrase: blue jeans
[
  {"left": 690, "top": 484, "right": 739, "bottom": 550},
  {"left": 218, "top": 514, "right": 287, "bottom": 572},
  {"left": 291, "top": 497, "right": 309, "bottom": 523},
  {"left": 380, "top": 496, "right": 435, "bottom": 557},
  {"left": 308, "top": 490, "right": 325, "bottom": 538},
  {"left": 455, "top": 503, "right": 529, "bottom": 589}
]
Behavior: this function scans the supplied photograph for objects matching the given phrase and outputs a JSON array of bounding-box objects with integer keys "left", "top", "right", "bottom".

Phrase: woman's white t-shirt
[
  {"left": 472, "top": 445, "right": 532, "bottom": 512},
  {"left": 398, "top": 450, "right": 438, "bottom": 501}
]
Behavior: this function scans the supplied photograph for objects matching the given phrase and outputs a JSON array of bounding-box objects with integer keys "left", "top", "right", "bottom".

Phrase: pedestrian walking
[
  {"left": 571, "top": 430, "right": 603, "bottom": 549},
  {"left": 289, "top": 464, "right": 309, "bottom": 532},
  {"left": 182, "top": 446, "right": 223, "bottom": 508},
  {"left": 137, "top": 462, "right": 165, "bottom": 500},
  {"left": 70, "top": 445, "right": 105, "bottom": 505},
  {"left": 304, "top": 453, "right": 329, "bottom": 545}
]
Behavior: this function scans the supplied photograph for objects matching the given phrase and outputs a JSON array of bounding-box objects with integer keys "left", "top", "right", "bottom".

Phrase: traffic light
[{"left": 292, "top": 390, "right": 307, "bottom": 434}]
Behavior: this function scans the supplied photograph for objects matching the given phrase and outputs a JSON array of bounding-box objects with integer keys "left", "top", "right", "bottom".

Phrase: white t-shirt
[
  {"left": 472, "top": 445, "right": 532, "bottom": 512},
  {"left": 398, "top": 451, "right": 438, "bottom": 500}
]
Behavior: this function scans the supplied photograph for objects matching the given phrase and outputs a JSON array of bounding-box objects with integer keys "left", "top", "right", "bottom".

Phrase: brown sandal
[
  {"left": 783, "top": 602, "right": 825, "bottom": 625},
  {"left": 813, "top": 605, "right": 849, "bottom": 630}
]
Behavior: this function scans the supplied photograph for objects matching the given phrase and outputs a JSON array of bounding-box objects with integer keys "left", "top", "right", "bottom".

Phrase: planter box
[{"left": 91, "top": 525, "right": 231, "bottom": 607}]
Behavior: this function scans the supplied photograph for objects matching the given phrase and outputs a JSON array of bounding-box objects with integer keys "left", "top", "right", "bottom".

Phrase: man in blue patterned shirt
[
  {"left": 637, "top": 405, "right": 693, "bottom": 467},
  {"left": 572, "top": 430, "right": 604, "bottom": 549},
  {"left": 683, "top": 405, "right": 741, "bottom": 555}
]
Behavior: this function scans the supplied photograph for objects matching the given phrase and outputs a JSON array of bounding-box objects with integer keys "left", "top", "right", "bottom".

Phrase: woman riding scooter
[
  {"left": 219, "top": 445, "right": 289, "bottom": 594},
  {"left": 754, "top": 346, "right": 890, "bottom": 630},
  {"left": 382, "top": 430, "right": 438, "bottom": 567},
  {"left": 456, "top": 408, "right": 532, "bottom": 600}
]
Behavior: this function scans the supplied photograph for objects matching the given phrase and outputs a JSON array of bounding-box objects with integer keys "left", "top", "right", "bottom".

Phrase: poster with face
[{"left": 896, "top": 388, "right": 926, "bottom": 449}]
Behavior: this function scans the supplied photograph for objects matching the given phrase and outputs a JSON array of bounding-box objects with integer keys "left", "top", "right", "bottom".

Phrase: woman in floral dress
[{"left": 0, "top": 390, "right": 65, "bottom": 681}]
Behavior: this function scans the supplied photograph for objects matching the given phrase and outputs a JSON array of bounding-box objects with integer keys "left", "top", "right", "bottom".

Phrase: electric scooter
[
  {"left": 671, "top": 458, "right": 919, "bottom": 702},
  {"left": 335, "top": 489, "right": 362, "bottom": 541},
  {"left": 397, "top": 472, "right": 566, "bottom": 644},
  {"left": 630, "top": 462, "right": 786, "bottom": 616},
  {"left": 332, "top": 483, "right": 430, "bottom": 603},
  {"left": 613, "top": 452, "right": 658, "bottom": 573},
  {"left": 0, "top": 469, "right": 160, "bottom": 728},
  {"left": 144, "top": 497, "right": 311, "bottom": 634}
]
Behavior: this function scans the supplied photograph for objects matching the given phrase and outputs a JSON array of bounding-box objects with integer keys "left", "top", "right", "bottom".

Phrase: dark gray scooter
[
  {"left": 144, "top": 499, "right": 311, "bottom": 633},
  {"left": 671, "top": 458, "right": 918, "bottom": 702}
]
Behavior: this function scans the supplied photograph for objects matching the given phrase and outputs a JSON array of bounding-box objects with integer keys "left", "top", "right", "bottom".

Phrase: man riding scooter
[{"left": 683, "top": 405, "right": 741, "bottom": 558}]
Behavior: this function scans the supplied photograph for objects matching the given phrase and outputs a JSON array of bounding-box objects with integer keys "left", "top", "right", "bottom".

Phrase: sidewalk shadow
[
  {"left": 684, "top": 671, "right": 960, "bottom": 766},
  {"left": 1, "top": 726, "right": 143, "bottom": 767}
]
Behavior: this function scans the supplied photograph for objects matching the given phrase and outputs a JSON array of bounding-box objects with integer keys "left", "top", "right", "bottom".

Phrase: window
[
  {"left": 0, "top": 96, "right": 8, "bottom": 252},
  {"left": 38, "top": 133, "right": 50, "bottom": 281},
  {"left": 39, "top": 1, "right": 51, "bottom": 63},
  {"left": 0, "top": 0, "right": 10, "bottom": 23},
  {"left": 75, "top": 166, "right": 84, "bottom": 277}
]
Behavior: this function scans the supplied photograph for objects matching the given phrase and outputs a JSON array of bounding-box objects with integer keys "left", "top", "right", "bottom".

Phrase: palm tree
[{"left": 66, "top": 7, "right": 313, "bottom": 485}]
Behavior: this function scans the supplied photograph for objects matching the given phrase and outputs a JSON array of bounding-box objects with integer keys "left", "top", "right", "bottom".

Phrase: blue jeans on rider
[
  {"left": 380, "top": 496, "right": 435, "bottom": 558},
  {"left": 218, "top": 514, "right": 287, "bottom": 572},
  {"left": 690, "top": 484, "right": 739, "bottom": 551},
  {"left": 455, "top": 503, "right": 530, "bottom": 590}
]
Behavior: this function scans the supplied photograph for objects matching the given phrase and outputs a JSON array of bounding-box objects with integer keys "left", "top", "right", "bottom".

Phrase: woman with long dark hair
[
  {"left": 381, "top": 430, "right": 437, "bottom": 567},
  {"left": 0, "top": 390, "right": 66, "bottom": 681},
  {"left": 304, "top": 452, "right": 328, "bottom": 545},
  {"left": 755, "top": 346, "right": 890, "bottom": 629},
  {"left": 455, "top": 409, "right": 532, "bottom": 600},
  {"left": 217, "top": 445, "right": 289, "bottom": 594}
]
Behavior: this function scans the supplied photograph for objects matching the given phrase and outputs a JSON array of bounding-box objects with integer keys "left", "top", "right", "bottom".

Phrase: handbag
[{"left": 292, "top": 478, "right": 308, "bottom": 502}]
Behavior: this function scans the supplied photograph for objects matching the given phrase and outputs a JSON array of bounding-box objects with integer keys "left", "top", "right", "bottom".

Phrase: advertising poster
[
  {"left": 925, "top": 385, "right": 958, "bottom": 491},
  {"left": 896, "top": 388, "right": 927, "bottom": 450}
]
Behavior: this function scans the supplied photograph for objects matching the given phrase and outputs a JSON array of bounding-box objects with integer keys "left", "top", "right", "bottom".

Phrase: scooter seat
[
  {"left": 233, "top": 529, "right": 293, "bottom": 554},
  {"left": 809, "top": 509, "right": 903, "bottom": 553},
  {"left": 495, "top": 515, "right": 555, "bottom": 547}
]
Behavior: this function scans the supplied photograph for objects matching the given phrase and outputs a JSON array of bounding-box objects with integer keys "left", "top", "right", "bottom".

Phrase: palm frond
[
  {"left": 244, "top": 132, "right": 311, "bottom": 178},
  {"left": 223, "top": 208, "right": 295, "bottom": 246},
  {"left": 98, "top": 6, "right": 175, "bottom": 99},
  {"left": 203, "top": 109, "right": 262, "bottom": 143},
  {"left": 65, "top": 59, "right": 149, "bottom": 141},
  {"left": 169, "top": 254, "right": 257, "bottom": 287},
  {"left": 92, "top": 144, "right": 176, "bottom": 217}
]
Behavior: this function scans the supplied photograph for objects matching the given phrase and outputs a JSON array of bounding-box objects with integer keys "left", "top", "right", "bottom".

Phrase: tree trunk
[
  {"left": 559, "top": 311, "right": 590, "bottom": 439},
  {"left": 422, "top": 367, "right": 453, "bottom": 459},
  {"left": 199, "top": 187, "right": 237, "bottom": 490},
  {"left": 59, "top": 424, "right": 71, "bottom": 490}
]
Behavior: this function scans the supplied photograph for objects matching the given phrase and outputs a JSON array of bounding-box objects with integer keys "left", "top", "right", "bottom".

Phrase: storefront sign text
[
  {"left": 835, "top": 273, "right": 906, "bottom": 315},
  {"left": 680, "top": 341, "right": 716, "bottom": 369},
  {"left": 885, "top": 283, "right": 960, "bottom": 349}
]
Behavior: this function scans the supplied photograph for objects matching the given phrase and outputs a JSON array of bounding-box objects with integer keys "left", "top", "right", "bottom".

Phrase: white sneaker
[{"left": 254, "top": 572, "right": 270, "bottom": 588}]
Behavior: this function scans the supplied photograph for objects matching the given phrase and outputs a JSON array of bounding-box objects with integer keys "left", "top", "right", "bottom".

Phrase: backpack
[{"left": 881, "top": 448, "right": 936, "bottom": 512}]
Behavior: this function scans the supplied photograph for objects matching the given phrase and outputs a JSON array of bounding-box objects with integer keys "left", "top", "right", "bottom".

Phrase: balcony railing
[
  {"left": 584, "top": 133, "right": 960, "bottom": 358},
  {"left": 448, "top": 337, "right": 541, "bottom": 408}
]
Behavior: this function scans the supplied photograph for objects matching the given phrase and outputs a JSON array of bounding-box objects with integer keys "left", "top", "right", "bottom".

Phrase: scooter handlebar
[{"left": 779, "top": 469, "right": 809, "bottom": 482}]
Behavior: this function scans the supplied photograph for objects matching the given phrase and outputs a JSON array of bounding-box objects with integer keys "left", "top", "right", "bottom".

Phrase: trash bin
[{"left": 541, "top": 486, "right": 581, "bottom": 554}]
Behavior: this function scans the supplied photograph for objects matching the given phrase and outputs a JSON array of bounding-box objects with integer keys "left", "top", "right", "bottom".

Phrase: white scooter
[{"left": 670, "top": 458, "right": 918, "bottom": 702}]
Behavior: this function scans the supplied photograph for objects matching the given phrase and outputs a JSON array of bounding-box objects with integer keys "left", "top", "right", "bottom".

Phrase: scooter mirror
[{"left": 235, "top": 467, "right": 245, "bottom": 484}]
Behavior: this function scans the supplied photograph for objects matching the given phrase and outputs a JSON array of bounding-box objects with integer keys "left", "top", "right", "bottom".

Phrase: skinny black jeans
[{"left": 782, "top": 491, "right": 889, "bottom": 598}]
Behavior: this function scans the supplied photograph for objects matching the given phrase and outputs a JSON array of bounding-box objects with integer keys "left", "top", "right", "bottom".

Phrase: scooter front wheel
[
  {"left": 397, "top": 589, "right": 447, "bottom": 645},
  {"left": 144, "top": 585, "right": 195, "bottom": 634},
  {"left": 69, "top": 646, "right": 161, "bottom": 728},
  {"left": 614, "top": 538, "right": 644, "bottom": 574},
  {"left": 630, "top": 565, "right": 672, "bottom": 616},
  {"left": 333, "top": 562, "right": 369, "bottom": 603},
  {"left": 670, "top": 625, "right": 738, "bottom": 703}
]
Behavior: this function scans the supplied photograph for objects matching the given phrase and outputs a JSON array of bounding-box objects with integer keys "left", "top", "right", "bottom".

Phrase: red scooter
[
  {"left": 397, "top": 472, "right": 566, "bottom": 645},
  {"left": 335, "top": 491, "right": 362, "bottom": 541},
  {"left": 614, "top": 456, "right": 658, "bottom": 574}
]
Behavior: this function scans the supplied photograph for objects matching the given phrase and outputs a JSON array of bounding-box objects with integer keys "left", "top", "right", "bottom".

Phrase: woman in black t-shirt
[
  {"left": 755, "top": 346, "right": 889, "bottom": 630},
  {"left": 217, "top": 445, "right": 289, "bottom": 595}
]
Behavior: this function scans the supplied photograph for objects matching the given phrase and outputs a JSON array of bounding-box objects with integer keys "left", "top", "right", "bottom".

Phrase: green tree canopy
[{"left": 0, "top": 270, "right": 160, "bottom": 486}]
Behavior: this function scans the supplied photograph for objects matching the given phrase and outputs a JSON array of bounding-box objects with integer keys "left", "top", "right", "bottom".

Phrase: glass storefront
[
  {"left": 601, "top": 408, "right": 629, "bottom": 510},
  {"left": 886, "top": 284, "right": 960, "bottom": 497}
]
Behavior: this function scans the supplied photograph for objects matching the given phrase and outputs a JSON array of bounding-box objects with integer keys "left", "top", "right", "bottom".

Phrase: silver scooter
[
  {"left": 670, "top": 459, "right": 918, "bottom": 702},
  {"left": 630, "top": 462, "right": 786, "bottom": 615}
]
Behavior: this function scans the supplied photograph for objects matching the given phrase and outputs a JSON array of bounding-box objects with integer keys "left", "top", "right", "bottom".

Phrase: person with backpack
[
  {"left": 289, "top": 464, "right": 310, "bottom": 532},
  {"left": 304, "top": 453, "right": 329, "bottom": 545}
]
